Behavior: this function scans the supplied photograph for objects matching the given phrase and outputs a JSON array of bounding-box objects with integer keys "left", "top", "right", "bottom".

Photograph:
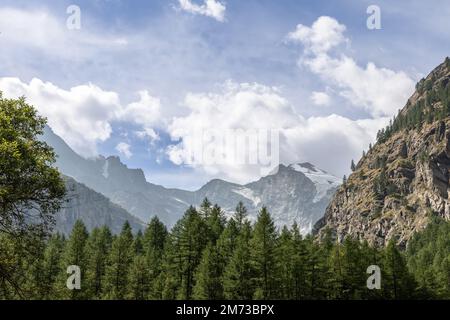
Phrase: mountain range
[{"left": 42, "top": 126, "right": 340, "bottom": 234}]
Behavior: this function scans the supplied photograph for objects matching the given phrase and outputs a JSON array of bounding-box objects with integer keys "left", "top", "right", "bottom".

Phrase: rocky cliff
[
  {"left": 314, "top": 58, "right": 450, "bottom": 247},
  {"left": 55, "top": 176, "right": 145, "bottom": 235}
]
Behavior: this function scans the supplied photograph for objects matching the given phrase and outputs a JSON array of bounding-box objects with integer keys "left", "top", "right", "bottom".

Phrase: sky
[{"left": 0, "top": 0, "right": 449, "bottom": 190}]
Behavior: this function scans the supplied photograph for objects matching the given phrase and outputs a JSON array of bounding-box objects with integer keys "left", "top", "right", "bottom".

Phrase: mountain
[
  {"left": 314, "top": 58, "right": 450, "bottom": 247},
  {"left": 42, "top": 127, "right": 340, "bottom": 233},
  {"left": 195, "top": 163, "right": 340, "bottom": 233},
  {"left": 55, "top": 176, "right": 146, "bottom": 235}
]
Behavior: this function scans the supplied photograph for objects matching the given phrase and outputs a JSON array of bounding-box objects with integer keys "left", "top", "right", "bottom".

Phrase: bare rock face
[{"left": 314, "top": 58, "right": 450, "bottom": 247}]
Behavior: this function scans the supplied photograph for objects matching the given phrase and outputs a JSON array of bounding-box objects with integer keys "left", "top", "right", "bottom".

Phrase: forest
[{"left": 1, "top": 200, "right": 449, "bottom": 300}]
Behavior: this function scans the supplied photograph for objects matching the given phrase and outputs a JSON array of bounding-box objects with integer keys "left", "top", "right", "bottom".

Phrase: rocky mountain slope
[
  {"left": 55, "top": 176, "right": 145, "bottom": 235},
  {"left": 314, "top": 58, "right": 450, "bottom": 247},
  {"left": 42, "top": 127, "right": 339, "bottom": 233}
]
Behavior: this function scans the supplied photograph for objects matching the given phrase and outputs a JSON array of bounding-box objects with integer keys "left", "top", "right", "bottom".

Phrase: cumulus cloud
[
  {"left": 0, "top": 77, "right": 161, "bottom": 158},
  {"left": 287, "top": 16, "right": 347, "bottom": 55},
  {"left": 166, "top": 81, "right": 383, "bottom": 183},
  {"left": 118, "top": 91, "right": 162, "bottom": 130},
  {"left": 116, "top": 142, "right": 133, "bottom": 159},
  {"left": 178, "top": 0, "right": 226, "bottom": 22},
  {"left": 288, "top": 16, "right": 415, "bottom": 118},
  {"left": 311, "top": 91, "right": 331, "bottom": 106}
]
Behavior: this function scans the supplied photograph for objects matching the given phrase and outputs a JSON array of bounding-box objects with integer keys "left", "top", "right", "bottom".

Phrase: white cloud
[
  {"left": 166, "top": 81, "right": 384, "bottom": 182},
  {"left": 0, "top": 7, "right": 127, "bottom": 59},
  {"left": 288, "top": 16, "right": 416, "bottom": 118},
  {"left": 287, "top": 16, "right": 347, "bottom": 55},
  {"left": 311, "top": 91, "right": 331, "bottom": 106},
  {"left": 178, "top": 0, "right": 226, "bottom": 22},
  {"left": 118, "top": 91, "right": 162, "bottom": 130},
  {"left": 0, "top": 77, "right": 161, "bottom": 158},
  {"left": 115, "top": 142, "right": 133, "bottom": 159}
]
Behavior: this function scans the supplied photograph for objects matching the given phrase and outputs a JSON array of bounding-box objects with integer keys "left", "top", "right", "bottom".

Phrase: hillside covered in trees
[{"left": 1, "top": 201, "right": 448, "bottom": 300}]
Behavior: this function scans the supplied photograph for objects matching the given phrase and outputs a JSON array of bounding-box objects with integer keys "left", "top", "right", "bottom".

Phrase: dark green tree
[
  {"left": 223, "top": 221, "right": 254, "bottom": 300},
  {"left": 103, "top": 222, "right": 134, "bottom": 299},
  {"left": 250, "top": 207, "right": 278, "bottom": 299}
]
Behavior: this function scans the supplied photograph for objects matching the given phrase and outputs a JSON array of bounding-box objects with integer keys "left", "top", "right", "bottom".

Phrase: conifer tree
[
  {"left": 234, "top": 202, "right": 248, "bottom": 231},
  {"left": 40, "top": 234, "right": 65, "bottom": 299},
  {"left": 290, "top": 223, "right": 308, "bottom": 299},
  {"left": 58, "top": 220, "right": 89, "bottom": 300},
  {"left": 276, "top": 226, "right": 296, "bottom": 299},
  {"left": 383, "top": 240, "right": 417, "bottom": 299},
  {"left": 164, "top": 207, "right": 208, "bottom": 300},
  {"left": 143, "top": 217, "right": 168, "bottom": 299},
  {"left": 250, "top": 207, "right": 278, "bottom": 299},
  {"left": 223, "top": 221, "right": 254, "bottom": 300},
  {"left": 85, "top": 226, "right": 112, "bottom": 299},
  {"left": 127, "top": 254, "right": 150, "bottom": 300},
  {"left": 103, "top": 222, "right": 134, "bottom": 299},
  {"left": 192, "top": 243, "right": 224, "bottom": 300},
  {"left": 206, "top": 205, "right": 226, "bottom": 245}
]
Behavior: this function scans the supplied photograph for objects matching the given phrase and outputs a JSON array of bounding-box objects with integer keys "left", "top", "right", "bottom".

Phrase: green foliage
[
  {"left": 0, "top": 93, "right": 66, "bottom": 236},
  {"left": 103, "top": 222, "right": 134, "bottom": 299},
  {"left": 58, "top": 220, "right": 89, "bottom": 300},
  {"left": 407, "top": 217, "right": 450, "bottom": 299},
  {"left": 0, "top": 204, "right": 449, "bottom": 300},
  {"left": 222, "top": 221, "right": 254, "bottom": 299},
  {"left": 377, "top": 70, "right": 450, "bottom": 144}
]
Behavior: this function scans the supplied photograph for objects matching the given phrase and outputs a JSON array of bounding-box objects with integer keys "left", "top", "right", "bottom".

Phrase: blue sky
[{"left": 0, "top": 0, "right": 449, "bottom": 189}]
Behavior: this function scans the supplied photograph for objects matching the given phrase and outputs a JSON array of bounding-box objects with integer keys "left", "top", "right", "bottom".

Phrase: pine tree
[
  {"left": 223, "top": 221, "right": 254, "bottom": 300},
  {"left": 192, "top": 243, "right": 224, "bottom": 299},
  {"left": 234, "top": 202, "right": 248, "bottom": 231},
  {"left": 133, "top": 230, "right": 144, "bottom": 255},
  {"left": 276, "top": 226, "right": 296, "bottom": 299},
  {"left": 383, "top": 240, "right": 417, "bottom": 299},
  {"left": 304, "top": 233, "right": 330, "bottom": 299},
  {"left": 40, "top": 234, "right": 65, "bottom": 299},
  {"left": 163, "top": 207, "right": 208, "bottom": 300},
  {"left": 143, "top": 217, "right": 168, "bottom": 299},
  {"left": 85, "top": 226, "right": 112, "bottom": 299},
  {"left": 250, "top": 207, "right": 278, "bottom": 299},
  {"left": 340, "top": 238, "right": 366, "bottom": 299},
  {"left": 127, "top": 254, "right": 150, "bottom": 300},
  {"left": 103, "top": 222, "right": 134, "bottom": 299},
  {"left": 58, "top": 220, "right": 89, "bottom": 300},
  {"left": 290, "top": 223, "right": 308, "bottom": 299},
  {"left": 199, "top": 198, "right": 212, "bottom": 218},
  {"left": 206, "top": 204, "right": 226, "bottom": 245}
]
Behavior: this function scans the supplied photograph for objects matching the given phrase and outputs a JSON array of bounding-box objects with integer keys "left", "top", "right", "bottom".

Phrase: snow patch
[
  {"left": 102, "top": 159, "right": 109, "bottom": 179},
  {"left": 232, "top": 187, "right": 262, "bottom": 207},
  {"left": 289, "top": 163, "right": 340, "bottom": 203}
]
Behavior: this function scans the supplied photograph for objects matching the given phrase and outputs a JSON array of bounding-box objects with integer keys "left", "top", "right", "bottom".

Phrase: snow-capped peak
[{"left": 289, "top": 162, "right": 340, "bottom": 202}]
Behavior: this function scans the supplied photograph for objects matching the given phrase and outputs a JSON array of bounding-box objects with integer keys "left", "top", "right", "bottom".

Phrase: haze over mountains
[{"left": 43, "top": 126, "right": 340, "bottom": 234}]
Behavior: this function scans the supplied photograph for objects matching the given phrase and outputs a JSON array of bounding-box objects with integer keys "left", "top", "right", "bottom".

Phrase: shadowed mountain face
[
  {"left": 43, "top": 127, "right": 340, "bottom": 233},
  {"left": 55, "top": 176, "right": 145, "bottom": 235},
  {"left": 315, "top": 58, "right": 450, "bottom": 247}
]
